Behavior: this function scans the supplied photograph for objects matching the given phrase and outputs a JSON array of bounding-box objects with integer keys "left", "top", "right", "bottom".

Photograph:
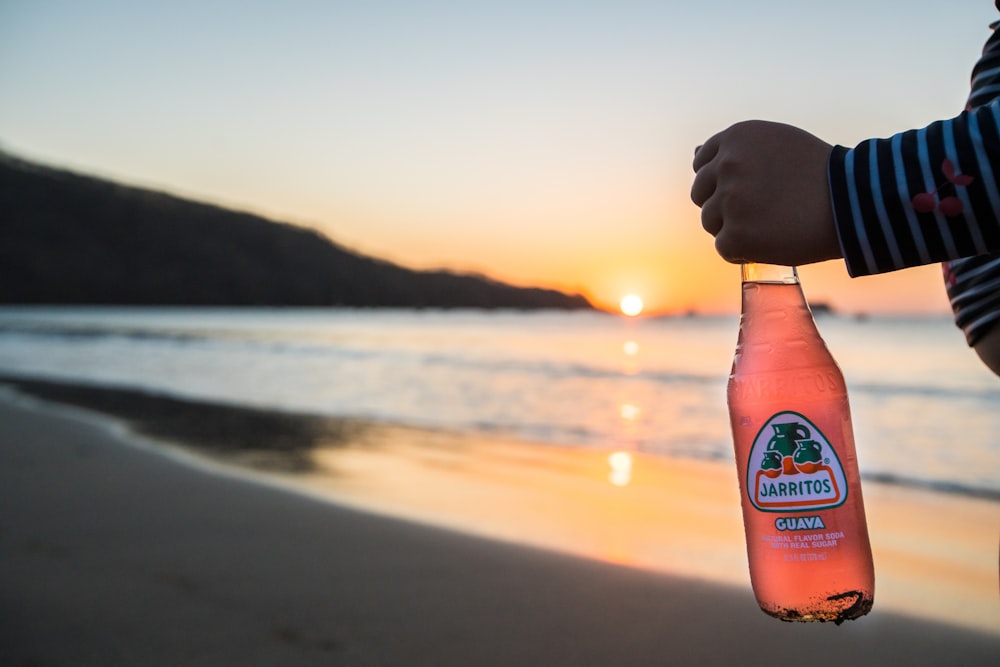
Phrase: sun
[{"left": 619, "top": 294, "right": 644, "bottom": 317}]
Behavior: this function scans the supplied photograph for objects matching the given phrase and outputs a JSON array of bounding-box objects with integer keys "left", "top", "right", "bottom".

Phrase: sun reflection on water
[
  {"left": 607, "top": 450, "right": 633, "bottom": 487},
  {"left": 609, "top": 327, "right": 645, "bottom": 487},
  {"left": 619, "top": 403, "right": 640, "bottom": 421}
]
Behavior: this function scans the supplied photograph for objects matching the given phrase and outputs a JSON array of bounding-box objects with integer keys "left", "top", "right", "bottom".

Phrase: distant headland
[{"left": 0, "top": 152, "right": 592, "bottom": 310}]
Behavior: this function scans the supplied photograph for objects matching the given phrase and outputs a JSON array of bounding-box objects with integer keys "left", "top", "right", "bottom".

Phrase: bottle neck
[
  {"left": 741, "top": 263, "right": 799, "bottom": 285},
  {"left": 734, "top": 262, "right": 825, "bottom": 373},
  {"left": 731, "top": 263, "right": 842, "bottom": 386}
]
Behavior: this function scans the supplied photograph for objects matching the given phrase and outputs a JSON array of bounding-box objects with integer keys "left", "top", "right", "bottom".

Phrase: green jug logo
[{"left": 747, "top": 411, "right": 847, "bottom": 512}]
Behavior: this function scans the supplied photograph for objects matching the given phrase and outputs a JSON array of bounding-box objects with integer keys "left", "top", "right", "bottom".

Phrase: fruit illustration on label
[{"left": 747, "top": 411, "right": 847, "bottom": 512}]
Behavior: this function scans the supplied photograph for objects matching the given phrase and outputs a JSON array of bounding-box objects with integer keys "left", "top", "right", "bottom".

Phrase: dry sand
[{"left": 1, "top": 388, "right": 998, "bottom": 666}]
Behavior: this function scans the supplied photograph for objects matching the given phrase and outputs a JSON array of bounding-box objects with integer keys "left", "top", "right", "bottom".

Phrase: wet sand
[{"left": 1, "top": 381, "right": 998, "bottom": 665}]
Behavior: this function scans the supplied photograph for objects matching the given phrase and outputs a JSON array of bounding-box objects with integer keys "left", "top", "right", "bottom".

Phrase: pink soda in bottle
[{"left": 727, "top": 263, "right": 874, "bottom": 623}]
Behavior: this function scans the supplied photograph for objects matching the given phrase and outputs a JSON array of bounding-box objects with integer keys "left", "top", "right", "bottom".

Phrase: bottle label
[{"left": 746, "top": 411, "right": 848, "bottom": 513}]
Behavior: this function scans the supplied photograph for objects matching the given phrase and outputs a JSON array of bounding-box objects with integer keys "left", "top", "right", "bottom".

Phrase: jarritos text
[{"left": 747, "top": 411, "right": 848, "bottom": 512}]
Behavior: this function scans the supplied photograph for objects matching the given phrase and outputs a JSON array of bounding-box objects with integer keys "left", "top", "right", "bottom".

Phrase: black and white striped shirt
[{"left": 829, "top": 2, "right": 1000, "bottom": 346}]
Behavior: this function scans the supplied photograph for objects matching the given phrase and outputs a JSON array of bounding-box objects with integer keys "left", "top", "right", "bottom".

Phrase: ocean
[{"left": 0, "top": 306, "right": 997, "bottom": 500}]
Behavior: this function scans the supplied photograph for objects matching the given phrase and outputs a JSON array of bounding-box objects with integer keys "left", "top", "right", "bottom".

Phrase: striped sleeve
[
  {"left": 828, "top": 100, "right": 1000, "bottom": 277},
  {"left": 944, "top": 255, "right": 1000, "bottom": 345}
]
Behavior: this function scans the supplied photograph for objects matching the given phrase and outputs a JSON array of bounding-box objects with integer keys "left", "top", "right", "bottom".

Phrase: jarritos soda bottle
[{"left": 728, "top": 263, "right": 874, "bottom": 623}]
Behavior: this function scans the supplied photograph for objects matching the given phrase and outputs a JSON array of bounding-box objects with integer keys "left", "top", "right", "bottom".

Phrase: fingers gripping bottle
[{"left": 728, "top": 263, "right": 874, "bottom": 623}]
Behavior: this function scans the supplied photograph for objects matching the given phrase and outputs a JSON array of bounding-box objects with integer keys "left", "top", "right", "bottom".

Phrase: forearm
[{"left": 828, "top": 100, "right": 1000, "bottom": 277}]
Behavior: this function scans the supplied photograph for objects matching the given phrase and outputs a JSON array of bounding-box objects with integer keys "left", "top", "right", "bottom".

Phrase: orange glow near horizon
[
  {"left": 555, "top": 255, "right": 952, "bottom": 317},
  {"left": 469, "top": 193, "right": 954, "bottom": 317}
]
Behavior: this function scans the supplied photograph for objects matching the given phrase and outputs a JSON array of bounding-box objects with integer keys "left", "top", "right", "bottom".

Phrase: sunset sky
[{"left": 0, "top": 1, "right": 992, "bottom": 314}]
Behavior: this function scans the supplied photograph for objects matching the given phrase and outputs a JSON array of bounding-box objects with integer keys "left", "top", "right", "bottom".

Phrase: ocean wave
[
  {"left": 862, "top": 471, "right": 1000, "bottom": 502},
  {"left": 0, "top": 322, "right": 721, "bottom": 386},
  {"left": 4, "top": 321, "right": 988, "bottom": 401},
  {"left": 850, "top": 381, "right": 1000, "bottom": 403},
  {"left": 0, "top": 322, "right": 206, "bottom": 344},
  {"left": 414, "top": 351, "right": 720, "bottom": 386}
]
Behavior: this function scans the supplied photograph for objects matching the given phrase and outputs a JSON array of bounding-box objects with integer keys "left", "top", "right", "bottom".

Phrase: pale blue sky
[{"left": 0, "top": 1, "right": 993, "bottom": 312}]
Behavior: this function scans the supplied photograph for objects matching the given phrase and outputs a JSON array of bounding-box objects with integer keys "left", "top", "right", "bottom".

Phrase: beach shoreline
[{"left": 1, "top": 380, "right": 999, "bottom": 664}]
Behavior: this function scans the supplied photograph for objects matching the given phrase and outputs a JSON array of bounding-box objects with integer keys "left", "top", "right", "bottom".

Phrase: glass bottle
[{"left": 727, "top": 263, "right": 874, "bottom": 623}]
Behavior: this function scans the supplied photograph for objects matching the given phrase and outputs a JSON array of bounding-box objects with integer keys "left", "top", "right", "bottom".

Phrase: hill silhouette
[{"left": 0, "top": 152, "right": 592, "bottom": 309}]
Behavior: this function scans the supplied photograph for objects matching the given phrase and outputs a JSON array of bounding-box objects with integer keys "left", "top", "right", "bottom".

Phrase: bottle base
[{"left": 761, "top": 591, "right": 874, "bottom": 625}]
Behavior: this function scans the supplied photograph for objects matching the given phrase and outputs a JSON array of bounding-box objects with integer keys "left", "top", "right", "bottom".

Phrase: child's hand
[{"left": 691, "top": 120, "right": 841, "bottom": 266}]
